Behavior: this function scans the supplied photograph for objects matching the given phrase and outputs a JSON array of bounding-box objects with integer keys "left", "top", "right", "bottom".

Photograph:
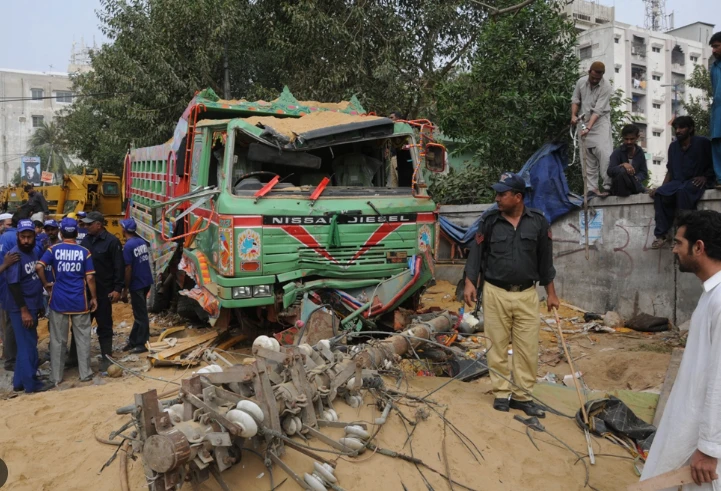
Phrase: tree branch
[{"left": 469, "top": 0, "right": 538, "bottom": 16}]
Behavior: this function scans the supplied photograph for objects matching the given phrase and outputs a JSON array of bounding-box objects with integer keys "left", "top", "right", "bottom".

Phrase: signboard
[
  {"left": 20, "top": 156, "right": 42, "bottom": 185},
  {"left": 579, "top": 209, "right": 603, "bottom": 245},
  {"left": 40, "top": 171, "right": 54, "bottom": 184}
]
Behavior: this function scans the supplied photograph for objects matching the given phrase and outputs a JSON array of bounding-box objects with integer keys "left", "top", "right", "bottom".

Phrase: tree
[
  {"left": 27, "top": 121, "right": 71, "bottom": 178},
  {"left": 431, "top": 0, "right": 578, "bottom": 203},
  {"left": 61, "top": 0, "right": 543, "bottom": 174},
  {"left": 684, "top": 65, "right": 712, "bottom": 137}
]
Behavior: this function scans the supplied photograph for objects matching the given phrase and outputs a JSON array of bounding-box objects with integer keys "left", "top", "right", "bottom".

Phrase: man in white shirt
[{"left": 641, "top": 210, "right": 721, "bottom": 488}]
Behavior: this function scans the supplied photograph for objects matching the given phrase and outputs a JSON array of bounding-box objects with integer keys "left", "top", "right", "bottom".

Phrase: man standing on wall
[
  {"left": 710, "top": 32, "right": 721, "bottom": 188},
  {"left": 641, "top": 210, "right": 721, "bottom": 488},
  {"left": 463, "top": 172, "right": 559, "bottom": 417},
  {"left": 571, "top": 61, "right": 613, "bottom": 198}
]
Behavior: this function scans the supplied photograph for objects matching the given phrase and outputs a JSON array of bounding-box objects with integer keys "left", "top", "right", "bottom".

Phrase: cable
[{"left": 0, "top": 91, "right": 134, "bottom": 104}]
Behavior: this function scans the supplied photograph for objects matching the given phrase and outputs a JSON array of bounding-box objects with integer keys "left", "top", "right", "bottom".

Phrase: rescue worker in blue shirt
[
  {"left": 5, "top": 219, "right": 52, "bottom": 393},
  {"left": 40, "top": 219, "right": 60, "bottom": 313},
  {"left": 710, "top": 31, "right": 721, "bottom": 188},
  {"left": 76, "top": 211, "right": 89, "bottom": 242},
  {"left": 120, "top": 218, "right": 153, "bottom": 353},
  {"left": 34, "top": 220, "right": 47, "bottom": 247},
  {"left": 38, "top": 218, "right": 98, "bottom": 384},
  {"left": 0, "top": 213, "right": 20, "bottom": 372}
]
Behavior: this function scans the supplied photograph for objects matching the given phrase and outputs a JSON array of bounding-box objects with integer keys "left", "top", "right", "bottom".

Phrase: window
[
  {"left": 102, "top": 182, "right": 120, "bottom": 196},
  {"left": 55, "top": 91, "right": 73, "bottom": 103},
  {"left": 691, "top": 55, "right": 699, "bottom": 63},
  {"left": 652, "top": 75, "right": 661, "bottom": 81},
  {"left": 614, "top": 37, "right": 620, "bottom": 44},
  {"left": 652, "top": 47, "right": 661, "bottom": 53},
  {"left": 579, "top": 46, "right": 592, "bottom": 60},
  {"left": 32, "top": 115, "right": 44, "bottom": 127},
  {"left": 653, "top": 130, "right": 662, "bottom": 136},
  {"left": 31, "top": 88, "right": 43, "bottom": 100},
  {"left": 652, "top": 104, "right": 661, "bottom": 110},
  {"left": 615, "top": 67, "right": 620, "bottom": 73},
  {"left": 653, "top": 159, "right": 662, "bottom": 165}
]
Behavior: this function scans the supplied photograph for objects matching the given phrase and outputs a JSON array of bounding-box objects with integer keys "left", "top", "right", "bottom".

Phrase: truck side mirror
[{"left": 425, "top": 143, "right": 447, "bottom": 173}]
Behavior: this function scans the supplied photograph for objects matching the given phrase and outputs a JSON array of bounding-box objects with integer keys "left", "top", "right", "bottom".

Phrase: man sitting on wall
[
  {"left": 607, "top": 124, "right": 648, "bottom": 197},
  {"left": 649, "top": 116, "right": 714, "bottom": 249}
]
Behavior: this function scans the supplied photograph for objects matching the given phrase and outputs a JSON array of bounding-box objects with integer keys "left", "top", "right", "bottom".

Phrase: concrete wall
[{"left": 438, "top": 190, "right": 721, "bottom": 325}]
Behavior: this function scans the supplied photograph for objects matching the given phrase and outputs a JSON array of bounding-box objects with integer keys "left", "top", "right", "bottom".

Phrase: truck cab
[{"left": 127, "top": 88, "right": 445, "bottom": 333}]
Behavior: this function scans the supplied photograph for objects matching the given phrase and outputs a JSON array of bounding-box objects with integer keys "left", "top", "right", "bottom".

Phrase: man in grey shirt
[{"left": 571, "top": 61, "right": 613, "bottom": 198}]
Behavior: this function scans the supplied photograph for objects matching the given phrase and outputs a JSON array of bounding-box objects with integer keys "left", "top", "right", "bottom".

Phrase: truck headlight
[
  {"left": 232, "top": 286, "right": 252, "bottom": 299},
  {"left": 252, "top": 285, "right": 272, "bottom": 297}
]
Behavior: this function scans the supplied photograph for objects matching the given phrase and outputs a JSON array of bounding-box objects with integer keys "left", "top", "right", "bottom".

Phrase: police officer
[
  {"left": 463, "top": 172, "right": 559, "bottom": 418},
  {"left": 5, "top": 219, "right": 52, "bottom": 392},
  {"left": 79, "top": 211, "right": 123, "bottom": 371},
  {"left": 38, "top": 218, "right": 97, "bottom": 384},
  {"left": 120, "top": 218, "right": 153, "bottom": 353}
]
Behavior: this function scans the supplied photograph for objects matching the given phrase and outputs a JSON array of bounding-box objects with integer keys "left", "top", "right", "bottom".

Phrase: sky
[{"left": 0, "top": 0, "right": 719, "bottom": 73}]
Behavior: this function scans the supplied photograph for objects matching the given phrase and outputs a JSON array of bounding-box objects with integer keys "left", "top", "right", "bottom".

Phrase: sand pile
[{"left": 243, "top": 111, "right": 384, "bottom": 141}]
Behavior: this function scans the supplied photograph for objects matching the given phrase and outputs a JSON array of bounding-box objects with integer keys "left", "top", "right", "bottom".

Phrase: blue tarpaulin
[{"left": 439, "top": 142, "right": 582, "bottom": 247}]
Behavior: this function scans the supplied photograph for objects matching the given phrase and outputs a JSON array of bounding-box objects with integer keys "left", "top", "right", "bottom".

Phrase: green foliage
[
  {"left": 433, "top": 1, "right": 578, "bottom": 199},
  {"left": 428, "top": 165, "right": 498, "bottom": 205},
  {"left": 60, "top": 0, "right": 497, "bottom": 172},
  {"left": 684, "top": 65, "right": 712, "bottom": 137}
]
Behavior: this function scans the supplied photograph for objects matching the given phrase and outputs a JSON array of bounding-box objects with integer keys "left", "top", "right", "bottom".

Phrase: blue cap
[
  {"left": 60, "top": 217, "right": 78, "bottom": 234},
  {"left": 491, "top": 172, "right": 527, "bottom": 193},
  {"left": 44, "top": 219, "right": 59, "bottom": 229},
  {"left": 17, "top": 219, "right": 35, "bottom": 233},
  {"left": 120, "top": 218, "right": 137, "bottom": 232},
  {"left": 77, "top": 211, "right": 87, "bottom": 218}
]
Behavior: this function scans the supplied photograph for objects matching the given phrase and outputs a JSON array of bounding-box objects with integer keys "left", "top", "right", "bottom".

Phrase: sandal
[{"left": 651, "top": 237, "right": 667, "bottom": 249}]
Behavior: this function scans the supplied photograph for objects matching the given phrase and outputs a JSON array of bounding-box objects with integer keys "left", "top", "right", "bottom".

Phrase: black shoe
[
  {"left": 129, "top": 346, "right": 148, "bottom": 354},
  {"left": 493, "top": 398, "right": 510, "bottom": 412},
  {"left": 121, "top": 343, "right": 133, "bottom": 352},
  {"left": 13, "top": 385, "right": 23, "bottom": 392},
  {"left": 4, "top": 364, "right": 15, "bottom": 372},
  {"left": 80, "top": 375, "right": 94, "bottom": 382},
  {"left": 98, "top": 357, "right": 111, "bottom": 372},
  {"left": 509, "top": 399, "right": 546, "bottom": 418},
  {"left": 35, "top": 382, "right": 55, "bottom": 393}
]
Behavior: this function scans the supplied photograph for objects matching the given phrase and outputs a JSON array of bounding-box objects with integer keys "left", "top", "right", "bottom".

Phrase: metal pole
[{"left": 577, "top": 116, "right": 590, "bottom": 260}]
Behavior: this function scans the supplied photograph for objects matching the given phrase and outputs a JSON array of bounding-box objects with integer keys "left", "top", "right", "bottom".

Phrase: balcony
[{"left": 631, "top": 65, "right": 647, "bottom": 94}]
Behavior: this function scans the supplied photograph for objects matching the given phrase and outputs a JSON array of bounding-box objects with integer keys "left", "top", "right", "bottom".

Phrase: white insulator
[
  {"left": 338, "top": 437, "right": 365, "bottom": 452},
  {"left": 209, "top": 364, "right": 223, "bottom": 372},
  {"left": 345, "top": 425, "right": 371, "bottom": 441},
  {"left": 346, "top": 377, "right": 356, "bottom": 388},
  {"left": 236, "top": 400, "right": 264, "bottom": 422},
  {"left": 327, "top": 409, "right": 338, "bottom": 422},
  {"left": 196, "top": 367, "right": 212, "bottom": 374},
  {"left": 317, "top": 339, "right": 330, "bottom": 351},
  {"left": 226, "top": 409, "right": 258, "bottom": 438},
  {"left": 166, "top": 404, "right": 184, "bottom": 424},
  {"left": 252, "top": 335, "right": 271, "bottom": 351},
  {"left": 293, "top": 416, "right": 303, "bottom": 432},
  {"left": 313, "top": 462, "right": 337, "bottom": 483},
  {"left": 321, "top": 410, "right": 332, "bottom": 421},
  {"left": 282, "top": 416, "right": 297, "bottom": 435},
  {"left": 298, "top": 344, "right": 313, "bottom": 357},
  {"left": 268, "top": 337, "right": 281, "bottom": 352},
  {"left": 304, "top": 473, "right": 327, "bottom": 491}
]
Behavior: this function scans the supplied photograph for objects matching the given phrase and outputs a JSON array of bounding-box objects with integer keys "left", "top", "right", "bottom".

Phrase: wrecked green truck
[{"left": 124, "top": 88, "right": 445, "bottom": 338}]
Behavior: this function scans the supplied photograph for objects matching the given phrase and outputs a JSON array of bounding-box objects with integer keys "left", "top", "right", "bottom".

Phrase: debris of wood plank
[
  {"left": 148, "top": 330, "right": 220, "bottom": 364},
  {"left": 626, "top": 465, "right": 693, "bottom": 491},
  {"left": 561, "top": 301, "right": 587, "bottom": 313},
  {"left": 652, "top": 347, "right": 684, "bottom": 427},
  {"left": 216, "top": 334, "right": 248, "bottom": 351}
]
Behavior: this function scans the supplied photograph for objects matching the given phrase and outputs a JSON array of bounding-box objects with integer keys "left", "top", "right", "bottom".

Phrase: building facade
[
  {"left": 576, "top": 21, "right": 714, "bottom": 186},
  {"left": 0, "top": 69, "right": 77, "bottom": 185}
]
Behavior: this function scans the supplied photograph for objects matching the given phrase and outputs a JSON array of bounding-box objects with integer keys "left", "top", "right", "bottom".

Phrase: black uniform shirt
[
  {"left": 81, "top": 229, "right": 124, "bottom": 293},
  {"left": 464, "top": 207, "right": 555, "bottom": 286}
]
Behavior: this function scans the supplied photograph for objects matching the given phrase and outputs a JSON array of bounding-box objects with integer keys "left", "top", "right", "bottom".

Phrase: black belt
[{"left": 486, "top": 278, "right": 535, "bottom": 292}]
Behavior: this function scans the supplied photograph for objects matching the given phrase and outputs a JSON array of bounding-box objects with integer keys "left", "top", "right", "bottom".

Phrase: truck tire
[{"left": 147, "top": 283, "right": 168, "bottom": 314}]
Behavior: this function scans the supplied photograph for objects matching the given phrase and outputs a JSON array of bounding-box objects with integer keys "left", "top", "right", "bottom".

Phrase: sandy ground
[{"left": 0, "top": 281, "right": 678, "bottom": 491}]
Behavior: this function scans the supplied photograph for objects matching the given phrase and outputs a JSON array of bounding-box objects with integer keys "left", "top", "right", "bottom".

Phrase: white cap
[{"left": 0, "top": 213, "right": 12, "bottom": 221}]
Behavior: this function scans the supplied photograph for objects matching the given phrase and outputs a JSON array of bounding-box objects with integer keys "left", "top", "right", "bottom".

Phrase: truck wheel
[{"left": 147, "top": 283, "right": 169, "bottom": 314}]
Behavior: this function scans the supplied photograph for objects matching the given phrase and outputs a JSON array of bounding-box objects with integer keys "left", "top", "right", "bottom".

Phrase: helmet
[{"left": 66, "top": 212, "right": 78, "bottom": 220}]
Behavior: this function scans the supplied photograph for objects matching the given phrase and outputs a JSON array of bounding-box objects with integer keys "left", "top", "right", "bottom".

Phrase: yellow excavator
[{"left": 0, "top": 169, "right": 125, "bottom": 241}]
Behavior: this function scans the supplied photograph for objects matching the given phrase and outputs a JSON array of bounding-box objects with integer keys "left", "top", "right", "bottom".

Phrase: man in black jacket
[
  {"left": 80, "top": 211, "right": 123, "bottom": 371},
  {"left": 607, "top": 124, "right": 648, "bottom": 197}
]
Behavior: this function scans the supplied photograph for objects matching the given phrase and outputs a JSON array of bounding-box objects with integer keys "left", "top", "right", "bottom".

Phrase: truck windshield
[{"left": 229, "top": 129, "right": 417, "bottom": 197}]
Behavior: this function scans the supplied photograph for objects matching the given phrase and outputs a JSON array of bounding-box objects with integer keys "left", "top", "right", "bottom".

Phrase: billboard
[{"left": 21, "top": 156, "right": 41, "bottom": 185}]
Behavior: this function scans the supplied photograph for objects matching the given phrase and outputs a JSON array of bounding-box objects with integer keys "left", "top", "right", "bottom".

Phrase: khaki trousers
[
  {"left": 48, "top": 310, "right": 93, "bottom": 383},
  {"left": 584, "top": 144, "right": 611, "bottom": 193},
  {"left": 482, "top": 282, "right": 539, "bottom": 401}
]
